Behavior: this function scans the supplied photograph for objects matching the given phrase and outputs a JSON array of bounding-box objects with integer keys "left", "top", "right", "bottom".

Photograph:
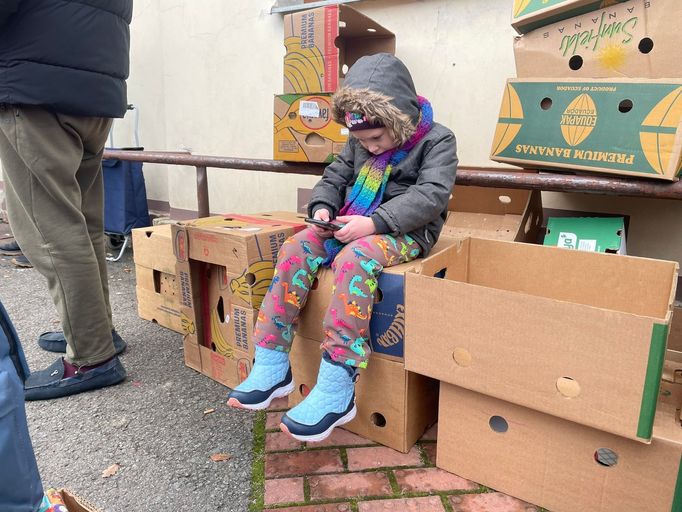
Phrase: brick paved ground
[{"left": 253, "top": 398, "right": 544, "bottom": 512}]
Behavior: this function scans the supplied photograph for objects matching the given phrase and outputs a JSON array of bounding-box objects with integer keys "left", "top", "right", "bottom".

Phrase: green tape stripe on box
[
  {"left": 673, "top": 455, "right": 682, "bottom": 512},
  {"left": 637, "top": 323, "right": 668, "bottom": 440}
]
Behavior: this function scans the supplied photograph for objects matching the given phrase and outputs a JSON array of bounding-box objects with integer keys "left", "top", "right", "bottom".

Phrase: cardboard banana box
[
  {"left": 274, "top": 94, "right": 347, "bottom": 163},
  {"left": 514, "top": 0, "right": 681, "bottom": 79},
  {"left": 283, "top": 5, "right": 394, "bottom": 94},
  {"left": 490, "top": 78, "right": 682, "bottom": 180}
]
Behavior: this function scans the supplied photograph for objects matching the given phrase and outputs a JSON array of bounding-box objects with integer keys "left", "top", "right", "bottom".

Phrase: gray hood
[{"left": 332, "top": 53, "right": 420, "bottom": 145}]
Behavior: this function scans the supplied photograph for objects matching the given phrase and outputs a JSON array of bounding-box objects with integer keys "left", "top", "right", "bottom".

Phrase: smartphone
[{"left": 304, "top": 218, "right": 343, "bottom": 231}]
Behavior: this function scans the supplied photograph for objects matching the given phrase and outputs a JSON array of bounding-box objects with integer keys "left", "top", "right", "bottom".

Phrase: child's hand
[
  {"left": 334, "top": 215, "right": 376, "bottom": 243},
  {"left": 311, "top": 209, "right": 334, "bottom": 238}
]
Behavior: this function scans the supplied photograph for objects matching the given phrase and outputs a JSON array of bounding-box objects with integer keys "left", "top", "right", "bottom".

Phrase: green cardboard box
[
  {"left": 490, "top": 79, "right": 682, "bottom": 181},
  {"left": 544, "top": 217, "right": 626, "bottom": 254},
  {"left": 511, "top": 0, "right": 629, "bottom": 34}
]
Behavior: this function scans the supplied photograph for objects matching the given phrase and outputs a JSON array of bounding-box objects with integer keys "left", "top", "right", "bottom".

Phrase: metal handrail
[{"left": 102, "top": 149, "right": 682, "bottom": 217}]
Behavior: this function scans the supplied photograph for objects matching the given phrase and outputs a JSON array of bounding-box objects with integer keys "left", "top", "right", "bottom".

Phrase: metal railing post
[{"left": 196, "top": 166, "right": 209, "bottom": 218}]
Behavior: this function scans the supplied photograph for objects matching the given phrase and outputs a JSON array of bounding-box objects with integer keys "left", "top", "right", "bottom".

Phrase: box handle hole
[
  {"left": 638, "top": 37, "right": 654, "bottom": 54},
  {"left": 370, "top": 412, "right": 387, "bottom": 428},
  {"left": 556, "top": 376, "right": 581, "bottom": 398},
  {"left": 594, "top": 448, "right": 618, "bottom": 467},
  {"left": 618, "top": 99, "right": 633, "bottom": 113},
  {"left": 568, "top": 55, "right": 583, "bottom": 70},
  {"left": 489, "top": 415, "right": 508, "bottom": 433}
]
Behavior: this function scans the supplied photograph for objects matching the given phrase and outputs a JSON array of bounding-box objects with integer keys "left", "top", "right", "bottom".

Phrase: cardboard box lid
[{"left": 544, "top": 216, "right": 626, "bottom": 254}]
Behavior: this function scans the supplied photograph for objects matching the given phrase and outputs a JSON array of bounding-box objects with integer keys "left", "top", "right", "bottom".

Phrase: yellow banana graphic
[
  {"left": 229, "top": 260, "right": 275, "bottom": 309},
  {"left": 181, "top": 312, "right": 195, "bottom": 336},
  {"left": 512, "top": 0, "right": 531, "bottom": 17},
  {"left": 210, "top": 308, "right": 233, "bottom": 358},
  {"left": 284, "top": 36, "right": 325, "bottom": 92}
]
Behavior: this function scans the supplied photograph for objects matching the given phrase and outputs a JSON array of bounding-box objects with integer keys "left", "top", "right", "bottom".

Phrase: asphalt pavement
[{"left": 0, "top": 230, "right": 254, "bottom": 512}]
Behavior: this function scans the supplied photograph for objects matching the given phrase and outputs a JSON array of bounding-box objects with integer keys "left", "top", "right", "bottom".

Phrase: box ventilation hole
[
  {"left": 618, "top": 99, "right": 633, "bottom": 113},
  {"left": 305, "top": 133, "right": 325, "bottom": 146},
  {"left": 217, "top": 296, "right": 225, "bottom": 323},
  {"left": 489, "top": 415, "right": 508, "bottom": 433},
  {"left": 569, "top": 55, "right": 583, "bottom": 70},
  {"left": 311, "top": 277, "right": 319, "bottom": 290},
  {"left": 288, "top": 112, "right": 297, "bottom": 120},
  {"left": 540, "top": 97, "right": 553, "bottom": 110},
  {"left": 556, "top": 376, "right": 581, "bottom": 398},
  {"left": 342, "top": 63, "right": 349, "bottom": 75},
  {"left": 370, "top": 413, "right": 387, "bottom": 428},
  {"left": 594, "top": 448, "right": 618, "bottom": 467},
  {"left": 639, "top": 37, "right": 654, "bottom": 54},
  {"left": 498, "top": 195, "right": 511, "bottom": 204},
  {"left": 367, "top": 27, "right": 376, "bottom": 33},
  {"left": 452, "top": 348, "right": 472, "bottom": 367},
  {"left": 299, "top": 384, "right": 310, "bottom": 397},
  {"left": 374, "top": 288, "right": 383, "bottom": 304},
  {"left": 245, "top": 273, "right": 256, "bottom": 286}
]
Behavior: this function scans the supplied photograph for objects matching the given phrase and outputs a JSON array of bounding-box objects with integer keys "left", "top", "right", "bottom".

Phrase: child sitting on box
[{"left": 227, "top": 53, "right": 458, "bottom": 442}]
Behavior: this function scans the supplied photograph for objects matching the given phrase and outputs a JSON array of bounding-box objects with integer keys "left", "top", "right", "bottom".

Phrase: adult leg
[
  {"left": 0, "top": 105, "right": 125, "bottom": 399},
  {"left": 227, "top": 228, "right": 328, "bottom": 409},
  {"left": 281, "top": 233, "right": 421, "bottom": 441}
]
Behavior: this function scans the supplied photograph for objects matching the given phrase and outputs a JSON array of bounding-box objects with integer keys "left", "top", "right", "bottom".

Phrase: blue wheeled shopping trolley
[{"left": 102, "top": 104, "right": 150, "bottom": 261}]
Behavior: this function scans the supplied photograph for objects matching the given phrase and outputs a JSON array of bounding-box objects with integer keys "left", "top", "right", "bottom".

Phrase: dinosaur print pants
[{"left": 255, "top": 228, "right": 422, "bottom": 368}]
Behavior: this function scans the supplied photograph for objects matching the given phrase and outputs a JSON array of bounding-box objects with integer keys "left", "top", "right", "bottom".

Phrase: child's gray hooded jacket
[{"left": 308, "top": 53, "right": 458, "bottom": 256}]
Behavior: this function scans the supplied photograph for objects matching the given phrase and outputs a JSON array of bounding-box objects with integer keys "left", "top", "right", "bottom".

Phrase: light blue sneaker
[
  {"left": 280, "top": 354, "right": 357, "bottom": 442},
  {"left": 227, "top": 345, "right": 293, "bottom": 410}
]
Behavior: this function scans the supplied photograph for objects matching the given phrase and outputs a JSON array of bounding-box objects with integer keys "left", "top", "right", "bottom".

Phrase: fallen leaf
[
  {"left": 102, "top": 463, "right": 121, "bottom": 478},
  {"left": 210, "top": 453, "right": 231, "bottom": 462},
  {"left": 203, "top": 408, "right": 215, "bottom": 416}
]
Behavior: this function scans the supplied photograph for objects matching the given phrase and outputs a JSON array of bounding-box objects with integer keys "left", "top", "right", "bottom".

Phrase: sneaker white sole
[
  {"left": 227, "top": 380, "right": 295, "bottom": 411},
  {"left": 280, "top": 403, "right": 357, "bottom": 443}
]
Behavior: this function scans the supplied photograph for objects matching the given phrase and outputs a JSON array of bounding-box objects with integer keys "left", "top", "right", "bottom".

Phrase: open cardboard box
[
  {"left": 511, "top": 0, "right": 629, "bottom": 34},
  {"left": 297, "top": 186, "right": 542, "bottom": 361},
  {"left": 405, "top": 237, "right": 678, "bottom": 442},
  {"left": 283, "top": 5, "right": 395, "bottom": 94},
  {"left": 133, "top": 224, "right": 182, "bottom": 333},
  {"left": 288, "top": 334, "right": 438, "bottom": 453},
  {"left": 444, "top": 185, "right": 542, "bottom": 242},
  {"left": 514, "top": 0, "right": 682, "bottom": 79},
  {"left": 490, "top": 78, "right": 682, "bottom": 181},
  {"left": 437, "top": 383, "right": 682, "bottom": 512},
  {"left": 172, "top": 216, "right": 299, "bottom": 388}
]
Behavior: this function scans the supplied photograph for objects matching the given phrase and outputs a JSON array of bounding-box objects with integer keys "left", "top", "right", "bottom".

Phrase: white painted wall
[{"left": 3, "top": 0, "right": 682, "bottom": 264}]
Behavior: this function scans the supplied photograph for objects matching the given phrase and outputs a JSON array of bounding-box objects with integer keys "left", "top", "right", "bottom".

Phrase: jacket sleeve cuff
[
  {"left": 309, "top": 202, "right": 334, "bottom": 219},
  {"left": 371, "top": 213, "right": 391, "bottom": 234}
]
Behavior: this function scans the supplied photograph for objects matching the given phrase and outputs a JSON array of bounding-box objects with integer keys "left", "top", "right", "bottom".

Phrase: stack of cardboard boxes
[
  {"left": 491, "top": 0, "right": 682, "bottom": 181},
  {"left": 398, "top": 2, "right": 682, "bottom": 509},
  {"left": 288, "top": 185, "right": 544, "bottom": 452},
  {"left": 273, "top": 5, "right": 395, "bottom": 163},
  {"left": 168, "top": 213, "right": 307, "bottom": 388}
]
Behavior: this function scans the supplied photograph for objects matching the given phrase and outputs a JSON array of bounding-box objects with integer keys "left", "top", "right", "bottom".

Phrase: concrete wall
[{"left": 2, "top": 0, "right": 682, "bottom": 264}]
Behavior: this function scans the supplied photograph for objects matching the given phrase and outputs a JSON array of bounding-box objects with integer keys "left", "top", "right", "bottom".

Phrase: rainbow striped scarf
[{"left": 323, "top": 96, "right": 433, "bottom": 265}]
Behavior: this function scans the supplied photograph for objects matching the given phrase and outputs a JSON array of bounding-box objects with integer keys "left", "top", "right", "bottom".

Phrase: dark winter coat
[
  {"left": 308, "top": 53, "right": 458, "bottom": 256},
  {"left": 0, "top": 0, "right": 132, "bottom": 118}
]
